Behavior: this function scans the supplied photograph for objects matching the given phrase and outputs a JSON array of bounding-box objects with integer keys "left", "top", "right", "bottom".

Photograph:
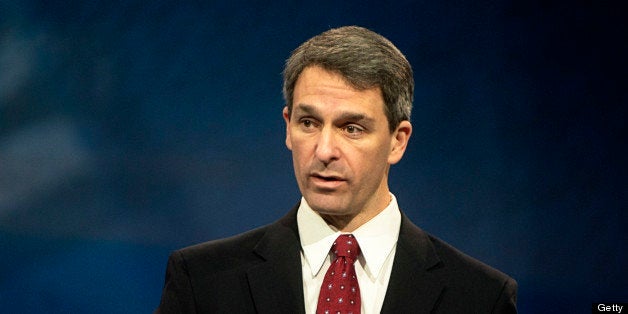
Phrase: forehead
[{"left": 293, "top": 66, "right": 385, "bottom": 116}]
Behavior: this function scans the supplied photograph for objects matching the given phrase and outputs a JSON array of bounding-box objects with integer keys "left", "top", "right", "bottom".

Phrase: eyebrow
[
  {"left": 292, "top": 104, "right": 318, "bottom": 116},
  {"left": 293, "top": 104, "right": 376, "bottom": 124}
]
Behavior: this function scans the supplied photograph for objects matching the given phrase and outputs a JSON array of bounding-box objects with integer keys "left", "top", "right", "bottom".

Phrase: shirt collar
[{"left": 297, "top": 194, "right": 401, "bottom": 280}]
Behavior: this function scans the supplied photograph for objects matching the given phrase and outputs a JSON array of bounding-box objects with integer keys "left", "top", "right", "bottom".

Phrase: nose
[{"left": 315, "top": 127, "right": 340, "bottom": 165}]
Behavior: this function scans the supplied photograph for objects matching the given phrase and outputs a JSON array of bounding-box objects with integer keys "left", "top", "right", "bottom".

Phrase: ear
[
  {"left": 282, "top": 106, "right": 293, "bottom": 151},
  {"left": 387, "top": 120, "right": 412, "bottom": 165}
]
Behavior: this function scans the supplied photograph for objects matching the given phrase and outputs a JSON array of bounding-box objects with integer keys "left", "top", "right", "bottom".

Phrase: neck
[{"left": 321, "top": 194, "right": 392, "bottom": 232}]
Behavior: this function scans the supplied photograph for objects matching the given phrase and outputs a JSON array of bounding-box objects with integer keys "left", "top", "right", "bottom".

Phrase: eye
[
  {"left": 343, "top": 124, "right": 364, "bottom": 136},
  {"left": 298, "top": 118, "right": 318, "bottom": 131}
]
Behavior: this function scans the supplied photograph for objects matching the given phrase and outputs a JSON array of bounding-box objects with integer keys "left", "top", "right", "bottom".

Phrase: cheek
[
  {"left": 350, "top": 144, "right": 390, "bottom": 175},
  {"left": 290, "top": 139, "right": 313, "bottom": 167}
]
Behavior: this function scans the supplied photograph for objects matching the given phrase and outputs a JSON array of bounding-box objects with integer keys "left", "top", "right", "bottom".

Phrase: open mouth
[
  {"left": 312, "top": 173, "right": 344, "bottom": 181},
  {"left": 310, "top": 173, "right": 346, "bottom": 189},
  {"left": 318, "top": 176, "right": 338, "bottom": 181}
]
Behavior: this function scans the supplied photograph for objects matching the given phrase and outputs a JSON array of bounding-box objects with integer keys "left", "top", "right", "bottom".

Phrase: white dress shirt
[{"left": 297, "top": 193, "right": 402, "bottom": 314}]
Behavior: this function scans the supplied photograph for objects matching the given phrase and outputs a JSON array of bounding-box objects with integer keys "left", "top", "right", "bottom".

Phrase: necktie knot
[{"left": 332, "top": 234, "right": 360, "bottom": 262}]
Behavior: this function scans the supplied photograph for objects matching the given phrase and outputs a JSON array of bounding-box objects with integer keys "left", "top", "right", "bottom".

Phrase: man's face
[{"left": 283, "top": 66, "right": 411, "bottom": 228}]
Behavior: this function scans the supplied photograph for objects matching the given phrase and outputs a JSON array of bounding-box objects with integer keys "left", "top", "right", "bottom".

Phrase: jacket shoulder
[
  {"left": 397, "top": 215, "right": 517, "bottom": 313},
  {"left": 175, "top": 224, "right": 270, "bottom": 271},
  {"left": 429, "top": 233, "right": 513, "bottom": 282},
  {"left": 428, "top": 233, "right": 518, "bottom": 313}
]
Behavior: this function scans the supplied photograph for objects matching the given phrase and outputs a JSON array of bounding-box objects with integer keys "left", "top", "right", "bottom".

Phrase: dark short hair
[{"left": 283, "top": 26, "right": 414, "bottom": 132}]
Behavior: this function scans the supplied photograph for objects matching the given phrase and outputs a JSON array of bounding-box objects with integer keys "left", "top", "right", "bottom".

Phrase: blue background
[{"left": 1, "top": 1, "right": 626, "bottom": 313}]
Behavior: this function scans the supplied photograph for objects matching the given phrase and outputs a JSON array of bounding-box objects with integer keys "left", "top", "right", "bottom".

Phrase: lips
[
  {"left": 312, "top": 173, "right": 344, "bottom": 181},
  {"left": 309, "top": 172, "right": 346, "bottom": 189}
]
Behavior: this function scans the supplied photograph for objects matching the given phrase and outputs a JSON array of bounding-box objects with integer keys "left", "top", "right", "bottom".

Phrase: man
[{"left": 155, "top": 26, "right": 517, "bottom": 314}]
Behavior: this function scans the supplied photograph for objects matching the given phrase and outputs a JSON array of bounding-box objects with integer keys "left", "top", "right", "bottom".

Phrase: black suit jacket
[{"left": 155, "top": 204, "right": 517, "bottom": 313}]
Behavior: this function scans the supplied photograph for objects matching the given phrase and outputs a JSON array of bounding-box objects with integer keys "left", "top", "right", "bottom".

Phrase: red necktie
[{"left": 316, "top": 234, "right": 361, "bottom": 314}]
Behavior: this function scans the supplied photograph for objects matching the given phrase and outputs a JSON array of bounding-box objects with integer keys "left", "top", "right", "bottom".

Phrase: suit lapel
[
  {"left": 245, "top": 206, "right": 444, "bottom": 313},
  {"left": 246, "top": 206, "right": 306, "bottom": 314},
  {"left": 380, "top": 213, "right": 445, "bottom": 314}
]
